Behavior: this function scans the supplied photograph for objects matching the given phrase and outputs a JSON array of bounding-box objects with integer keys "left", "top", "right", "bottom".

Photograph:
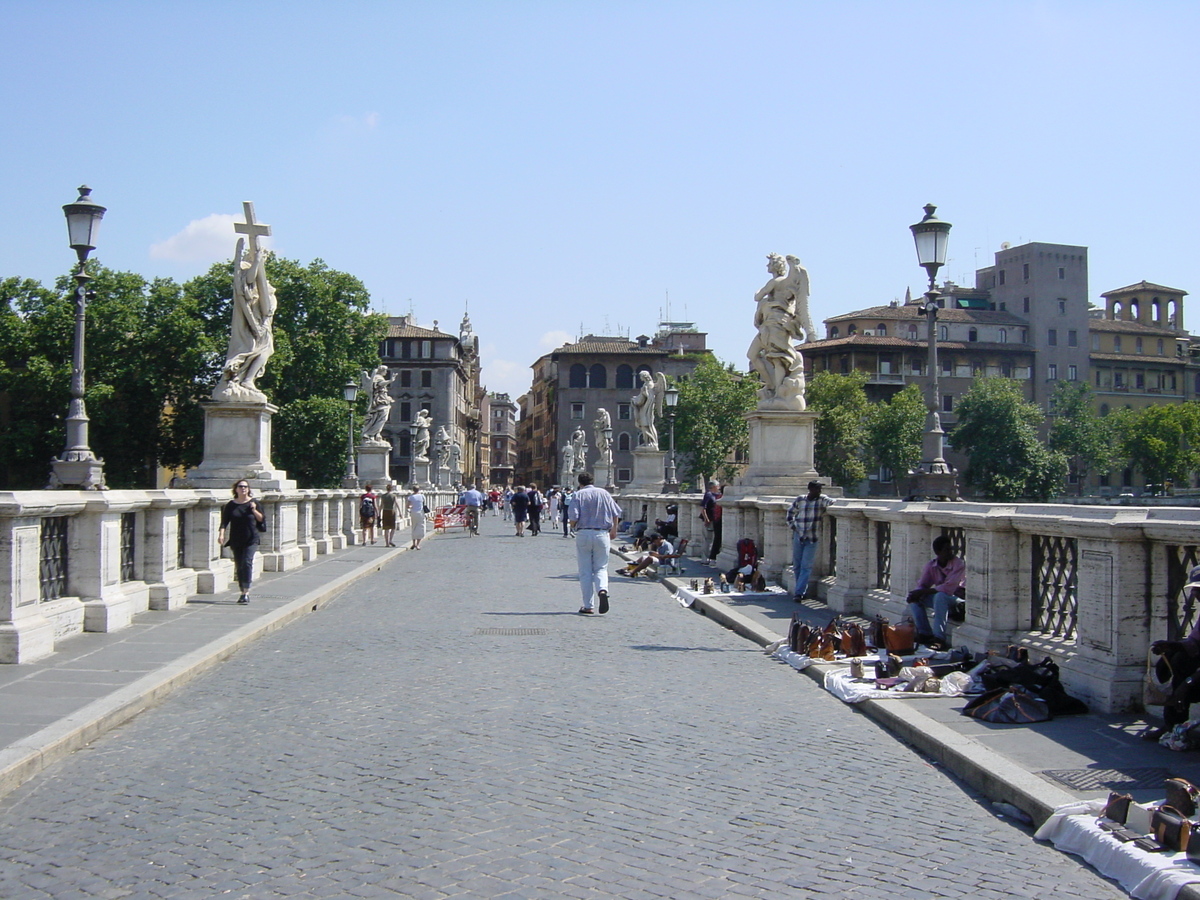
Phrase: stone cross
[{"left": 234, "top": 201, "right": 271, "bottom": 250}]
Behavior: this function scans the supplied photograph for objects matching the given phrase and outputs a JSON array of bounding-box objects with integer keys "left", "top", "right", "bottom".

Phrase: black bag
[
  {"left": 961, "top": 686, "right": 1051, "bottom": 724},
  {"left": 360, "top": 496, "right": 376, "bottom": 519}
]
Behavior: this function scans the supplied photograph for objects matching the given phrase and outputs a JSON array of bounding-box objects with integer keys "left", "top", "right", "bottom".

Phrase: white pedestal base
[
  {"left": 186, "top": 400, "right": 296, "bottom": 491},
  {"left": 356, "top": 443, "right": 391, "bottom": 487},
  {"left": 724, "top": 409, "right": 821, "bottom": 500},
  {"left": 626, "top": 449, "right": 666, "bottom": 493}
]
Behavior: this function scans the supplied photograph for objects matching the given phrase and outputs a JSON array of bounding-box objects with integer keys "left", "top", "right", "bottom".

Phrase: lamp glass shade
[
  {"left": 63, "top": 186, "right": 106, "bottom": 252},
  {"left": 664, "top": 386, "right": 680, "bottom": 408},
  {"left": 343, "top": 381, "right": 359, "bottom": 403},
  {"left": 909, "top": 204, "right": 951, "bottom": 269}
]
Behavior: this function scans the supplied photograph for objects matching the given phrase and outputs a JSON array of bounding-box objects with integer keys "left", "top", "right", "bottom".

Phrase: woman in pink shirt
[{"left": 906, "top": 535, "right": 965, "bottom": 650}]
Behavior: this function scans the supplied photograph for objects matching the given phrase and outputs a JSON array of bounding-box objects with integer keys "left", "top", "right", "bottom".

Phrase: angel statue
[
  {"left": 412, "top": 409, "right": 433, "bottom": 462},
  {"left": 212, "top": 206, "right": 278, "bottom": 401},
  {"left": 433, "top": 426, "right": 452, "bottom": 470},
  {"left": 359, "top": 366, "right": 397, "bottom": 445},
  {"left": 594, "top": 408, "right": 612, "bottom": 468},
  {"left": 571, "top": 425, "right": 588, "bottom": 474},
  {"left": 632, "top": 370, "right": 668, "bottom": 450},
  {"left": 748, "top": 252, "right": 813, "bottom": 410},
  {"left": 561, "top": 443, "right": 575, "bottom": 479}
]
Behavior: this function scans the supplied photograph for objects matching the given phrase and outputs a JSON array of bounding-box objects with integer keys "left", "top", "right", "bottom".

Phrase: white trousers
[{"left": 575, "top": 529, "right": 611, "bottom": 610}]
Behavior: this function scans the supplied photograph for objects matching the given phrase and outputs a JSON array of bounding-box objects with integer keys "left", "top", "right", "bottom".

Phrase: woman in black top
[{"left": 218, "top": 480, "right": 265, "bottom": 604}]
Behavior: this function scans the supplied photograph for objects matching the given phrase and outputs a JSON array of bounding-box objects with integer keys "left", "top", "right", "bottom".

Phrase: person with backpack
[
  {"left": 359, "top": 484, "right": 379, "bottom": 545},
  {"left": 527, "top": 483, "right": 544, "bottom": 535}
]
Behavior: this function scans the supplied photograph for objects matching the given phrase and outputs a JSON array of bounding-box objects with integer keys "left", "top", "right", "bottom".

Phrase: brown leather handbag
[
  {"left": 1102, "top": 792, "right": 1133, "bottom": 825},
  {"left": 1152, "top": 805, "right": 1191, "bottom": 852},
  {"left": 1165, "top": 777, "right": 1200, "bottom": 817},
  {"left": 841, "top": 622, "right": 868, "bottom": 657},
  {"left": 884, "top": 617, "right": 918, "bottom": 654},
  {"left": 806, "top": 632, "right": 838, "bottom": 661}
]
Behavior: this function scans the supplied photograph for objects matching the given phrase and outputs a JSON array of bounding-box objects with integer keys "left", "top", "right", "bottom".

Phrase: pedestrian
[
  {"left": 218, "top": 479, "right": 265, "bottom": 604},
  {"left": 617, "top": 532, "right": 674, "bottom": 578},
  {"left": 701, "top": 481, "right": 723, "bottom": 564},
  {"left": 359, "top": 483, "right": 379, "bottom": 545},
  {"left": 407, "top": 484, "right": 428, "bottom": 550},
  {"left": 1144, "top": 565, "right": 1200, "bottom": 742},
  {"left": 785, "top": 481, "right": 834, "bottom": 601},
  {"left": 379, "top": 482, "right": 399, "bottom": 547},
  {"left": 460, "top": 483, "right": 484, "bottom": 535},
  {"left": 488, "top": 487, "right": 501, "bottom": 515},
  {"left": 568, "top": 472, "right": 622, "bottom": 615},
  {"left": 906, "top": 535, "right": 965, "bottom": 651},
  {"left": 510, "top": 485, "right": 530, "bottom": 536},
  {"left": 502, "top": 488, "right": 513, "bottom": 521},
  {"left": 559, "top": 488, "right": 573, "bottom": 537},
  {"left": 527, "top": 482, "right": 543, "bottom": 535}
]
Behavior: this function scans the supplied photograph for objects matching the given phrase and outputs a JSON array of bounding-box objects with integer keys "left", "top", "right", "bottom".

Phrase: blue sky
[{"left": 3, "top": 1, "right": 1198, "bottom": 401}]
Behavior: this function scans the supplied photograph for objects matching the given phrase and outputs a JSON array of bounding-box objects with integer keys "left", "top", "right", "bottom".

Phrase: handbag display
[
  {"left": 840, "top": 622, "right": 868, "bottom": 658},
  {"left": 1151, "top": 804, "right": 1191, "bottom": 852},
  {"left": 1164, "top": 777, "right": 1200, "bottom": 817},
  {"left": 1101, "top": 791, "right": 1133, "bottom": 825},
  {"left": 884, "top": 617, "right": 917, "bottom": 654},
  {"left": 788, "top": 615, "right": 811, "bottom": 654},
  {"left": 805, "top": 632, "right": 838, "bottom": 661},
  {"left": 961, "top": 686, "right": 1052, "bottom": 724}
]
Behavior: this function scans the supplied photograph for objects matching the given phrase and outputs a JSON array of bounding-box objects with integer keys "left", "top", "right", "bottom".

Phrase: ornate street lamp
[
  {"left": 50, "top": 186, "right": 107, "bottom": 490},
  {"left": 906, "top": 204, "right": 959, "bottom": 501},
  {"left": 664, "top": 383, "right": 680, "bottom": 491},
  {"left": 342, "top": 379, "right": 359, "bottom": 489}
]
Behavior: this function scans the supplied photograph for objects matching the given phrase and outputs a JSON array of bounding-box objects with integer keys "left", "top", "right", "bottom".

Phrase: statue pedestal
[
  {"left": 593, "top": 463, "right": 615, "bottom": 492},
  {"left": 724, "top": 408, "right": 820, "bottom": 500},
  {"left": 625, "top": 448, "right": 666, "bottom": 493},
  {"left": 412, "top": 459, "right": 431, "bottom": 487},
  {"left": 437, "top": 466, "right": 450, "bottom": 488},
  {"left": 356, "top": 443, "right": 391, "bottom": 487},
  {"left": 186, "top": 400, "right": 295, "bottom": 491}
]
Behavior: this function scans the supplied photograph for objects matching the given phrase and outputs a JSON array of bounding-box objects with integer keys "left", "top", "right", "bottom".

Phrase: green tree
[
  {"left": 1109, "top": 402, "right": 1200, "bottom": 490},
  {"left": 274, "top": 397, "right": 355, "bottom": 488},
  {"left": 865, "top": 383, "right": 926, "bottom": 496},
  {"left": 806, "top": 371, "right": 869, "bottom": 493},
  {"left": 672, "top": 355, "right": 757, "bottom": 487},
  {"left": 949, "top": 377, "right": 1067, "bottom": 500},
  {"left": 1047, "top": 381, "right": 1119, "bottom": 494}
]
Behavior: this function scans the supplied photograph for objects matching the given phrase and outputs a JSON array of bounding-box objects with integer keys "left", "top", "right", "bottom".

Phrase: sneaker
[{"left": 237, "top": 594, "right": 249, "bottom": 605}]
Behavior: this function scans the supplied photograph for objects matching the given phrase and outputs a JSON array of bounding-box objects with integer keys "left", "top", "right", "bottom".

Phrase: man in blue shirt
[
  {"left": 568, "top": 472, "right": 622, "bottom": 615},
  {"left": 459, "top": 484, "right": 484, "bottom": 536}
]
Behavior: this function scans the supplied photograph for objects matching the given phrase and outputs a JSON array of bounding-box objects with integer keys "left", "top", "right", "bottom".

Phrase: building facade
[
  {"left": 517, "top": 324, "right": 710, "bottom": 489},
  {"left": 488, "top": 392, "right": 518, "bottom": 486}
]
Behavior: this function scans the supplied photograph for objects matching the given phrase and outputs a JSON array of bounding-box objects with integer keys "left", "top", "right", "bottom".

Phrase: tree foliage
[
  {"left": 0, "top": 255, "right": 387, "bottom": 489},
  {"left": 806, "top": 371, "right": 869, "bottom": 493},
  {"left": 1046, "top": 382, "right": 1119, "bottom": 494},
  {"left": 865, "top": 383, "right": 926, "bottom": 496},
  {"left": 672, "top": 355, "right": 757, "bottom": 488},
  {"left": 1109, "top": 402, "right": 1200, "bottom": 489},
  {"left": 274, "top": 397, "right": 355, "bottom": 488},
  {"left": 949, "top": 377, "right": 1067, "bottom": 500}
]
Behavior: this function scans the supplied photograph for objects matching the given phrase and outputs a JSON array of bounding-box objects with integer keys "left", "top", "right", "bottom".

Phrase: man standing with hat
[
  {"left": 1145, "top": 564, "right": 1200, "bottom": 741},
  {"left": 785, "top": 481, "right": 833, "bottom": 602}
]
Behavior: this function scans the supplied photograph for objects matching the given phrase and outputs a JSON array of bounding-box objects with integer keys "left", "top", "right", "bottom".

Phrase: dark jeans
[
  {"left": 1164, "top": 650, "right": 1200, "bottom": 728},
  {"left": 230, "top": 542, "right": 258, "bottom": 592},
  {"left": 707, "top": 519, "right": 723, "bottom": 561},
  {"left": 529, "top": 509, "right": 542, "bottom": 534}
]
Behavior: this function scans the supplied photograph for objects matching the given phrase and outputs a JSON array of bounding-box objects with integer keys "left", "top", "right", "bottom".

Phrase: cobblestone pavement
[{"left": 0, "top": 517, "right": 1124, "bottom": 899}]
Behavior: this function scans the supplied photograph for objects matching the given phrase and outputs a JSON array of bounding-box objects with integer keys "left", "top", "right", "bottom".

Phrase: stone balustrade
[
  {"left": 0, "top": 487, "right": 458, "bottom": 665},
  {"left": 617, "top": 489, "right": 1200, "bottom": 714}
]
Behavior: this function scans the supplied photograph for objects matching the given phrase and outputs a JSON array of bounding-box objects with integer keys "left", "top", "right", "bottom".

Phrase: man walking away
[
  {"left": 527, "top": 483, "right": 544, "bottom": 535},
  {"left": 701, "top": 481, "right": 723, "bottom": 564},
  {"left": 786, "top": 481, "right": 834, "bottom": 601},
  {"left": 510, "top": 486, "right": 530, "bottom": 536},
  {"left": 568, "top": 472, "right": 622, "bottom": 615},
  {"left": 379, "top": 482, "right": 399, "bottom": 547}
]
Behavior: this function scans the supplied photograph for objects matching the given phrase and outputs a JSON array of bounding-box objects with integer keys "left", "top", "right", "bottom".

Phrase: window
[
  {"left": 615, "top": 364, "right": 634, "bottom": 389},
  {"left": 1158, "top": 339, "right": 1165, "bottom": 356},
  {"left": 938, "top": 325, "right": 948, "bottom": 341},
  {"left": 941, "top": 359, "right": 952, "bottom": 375},
  {"left": 1021, "top": 329, "right": 1028, "bottom": 343},
  {"left": 402, "top": 340, "right": 412, "bottom": 359},
  {"left": 968, "top": 328, "right": 978, "bottom": 342},
  {"left": 999, "top": 270, "right": 1006, "bottom": 285},
  {"left": 400, "top": 370, "right": 412, "bottom": 387},
  {"left": 1023, "top": 297, "right": 1030, "bottom": 313},
  {"left": 879, "top": 356, "right": 893, "bottom": 375},
  {"left": 1136, "top": 373, "right": 1145, "bottom": 389},
  {"left": 1048, "top": 329, "right": 1057, "bottom": 346},
  {"left": 1001, "top": 364, "right": 1012, "bottom": 377},
  {"left": 617, "top": 403, "right": 631, "bottom": 420},
  {"left": 1068, "top": 330, "right": 1077, "bottom": 347},
  {"left": 1115, "top": 372, "right": 1124, "bottom": 387},
  {"left": 420, "top": 340, "right": 432, "bottom": 359},
  {"left": 1023, "top": 263, "right": 1030, "bottom": 281},
  {"left": 1068, "top": 365, "right": 1077, "bottom": 381},
  {"left": 1136, "top": 337, "right": 1143, "bottom": 354},
  {"left": 830, "top": 326, "right": 839, "bottom": 339},
  {"left": 571, "top": 402, "right": 585, "bottom": 420},
  {"left": 421, "top": 370, "right": 432, "bottom": 388},
  {"left": 999, "top": 328, "right": 1007, "bottom": 343},
  {"left": 1113, "top": 336, "right": 1122, "bottom": 353},
  {"left": 616, "top": 468, "right": 631, "bottom": 484},
  {"left": 999, "top": 301, "right": 1007, "bottom": 311},
  {"left": 569, "top": 364, "right": 587, "bottom": 388},
  {"left": 1092, "top": 334, "right": 1100, "bottom": 351},
  {"left": 589, "top": 364, "right": 607, "bottom": 388},
  {"left": 848, "top": 324, "right": 857, "bottom": 335},
  {"left": 1058, "top": 267, "right": 1066, "bottom": 280},
  {"left": 1048, "top": 364, "right": 1058, "bottom": 380},
  {"left": 907, "top": 325, "right": 918, "bottom": 340},
  {"left": 1099, "top": 404, "right": 1109, "bottom": 416},
  {"left": 617, "top": 432, "right": 630, "bottom": 452},
  {"left": 400, "top": 402, "right": 411, "bottom": 421},
  {"left": 1058, "top": 299, "right": 1067, "bottom": 315},
  {"left": 910, "top": 359, "right": 922, "bottom": 375},
  {"left": 942, "top": 394, "right": 953, "bottom": 412},
  {"left": 876, "top": 323, "right": 887, "bottom": 336}
]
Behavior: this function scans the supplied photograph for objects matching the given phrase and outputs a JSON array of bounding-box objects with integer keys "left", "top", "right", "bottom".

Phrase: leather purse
[
  {"left": 1151, "top": 805, "right": 1191, "bottom": 852},
  {"left": 884, "top": 617, "right": 918, "bottom": 654},
  {"left": 1102, "top": 791, "right": 1133, "bottom": 825},
  {"left": 841, "top": 622, "right": 868, "bottom": 658},
  {"left": 1165, "top": 777, "right": 1200, "bottom": 818},
  {"left": 788, "top": 614, "right": 805, "bottom": 653},
  {"left": 805, "top": 633, "right": 838, "bottom": 661}
]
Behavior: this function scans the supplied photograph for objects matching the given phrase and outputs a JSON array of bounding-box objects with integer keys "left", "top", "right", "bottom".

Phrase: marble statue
[
  {"left": 561, "top": 443, "right": 575, "bottom": 478},
  {"left": 359, "top": 365, "right": 397, "bottom": 444},
  {"left": 594, "top": 408, "right": 612, "bottom": 468},
  {"left": 433, "top": 426, "right": 452, "bottom": 470},
  {"left": 412, "top": 409, "right": 433, "bottom": 462},
  {"left": 571, "top": 425, "right": 588, "bottom": 473},
  {"left": 632, "top": 370, "right": 668, "bottom": 450},
  {"left": 748, "top": 252, "right": 812, "bottom": 410},
  {"left": 449, "top": 438, "right": 462, "bottom": 474},
  {"left": 213, "top": 202, "right": 277, "bottom": 402}
]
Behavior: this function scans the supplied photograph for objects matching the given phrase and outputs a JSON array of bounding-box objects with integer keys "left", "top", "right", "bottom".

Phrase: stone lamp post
[
  {"left": 342, "top": 379, "right": 359, "bottom": 489},
  {"left": 50, "top": 186, "right": 107, "bottom": 490},
  {"left": 906, "top": 203, "right": 960, "bottom": 501}
]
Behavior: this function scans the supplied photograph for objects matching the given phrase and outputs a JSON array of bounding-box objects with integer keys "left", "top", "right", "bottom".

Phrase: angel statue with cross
[
  {"left": 213, "top": 202, "right": 277, "bottom": 402},
  {"left": 359, "top": 365, "right": 397, "bottom": 445}
]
